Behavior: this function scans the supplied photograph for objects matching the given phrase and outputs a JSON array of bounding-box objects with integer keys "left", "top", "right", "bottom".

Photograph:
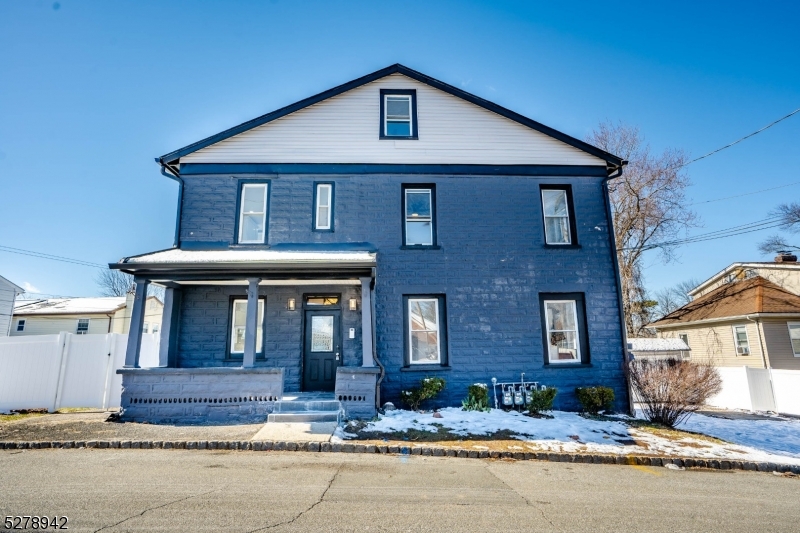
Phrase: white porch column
[
  {"left": 243, "top": 278, "right": 261, "bottom": 368},
  {"left": 124, "top": 279, "right": 149, "bottom": 368},
  {"left": 360, "top": 277, "right": 374, "bottom": 367},
  {"left": 158, "top": 287, "right": 182, "bottom": 368}
]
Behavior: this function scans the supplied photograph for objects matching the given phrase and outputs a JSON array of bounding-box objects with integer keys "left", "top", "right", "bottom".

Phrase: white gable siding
[
  {"left": 0, "top": 277, "right": 22, "bottom": 337},
  {"left": 181, "top": 74, "right": 605, "bottom": 166}
]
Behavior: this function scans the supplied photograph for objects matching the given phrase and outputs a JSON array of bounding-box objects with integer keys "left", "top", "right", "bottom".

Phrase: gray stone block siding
[
  {"left": 335, "top": 367, "right": 380, "bottom": 419},
  {"left": 177, "top": 173, "right": 628, "bottom": 412},
  {"left": 118, "top": 367, "right": 284, "bottom": 423}
]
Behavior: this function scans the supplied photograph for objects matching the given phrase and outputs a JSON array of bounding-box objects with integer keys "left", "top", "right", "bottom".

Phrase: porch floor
[{"left": 282, "top": 392, "right": 336, "bottom": 401}]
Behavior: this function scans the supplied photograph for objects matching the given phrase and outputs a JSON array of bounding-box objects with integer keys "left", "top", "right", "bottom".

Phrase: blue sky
[{"left": 1, "top": 0, "right": 798, "bottom": 298}]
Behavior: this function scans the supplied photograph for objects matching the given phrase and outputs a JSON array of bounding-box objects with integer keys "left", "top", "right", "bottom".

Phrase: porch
[{"left": 112, "top": 248, "right": 381, "bottom": 423}]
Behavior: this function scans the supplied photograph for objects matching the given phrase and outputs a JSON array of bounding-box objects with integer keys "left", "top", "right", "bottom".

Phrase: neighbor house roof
[
  {"left": 13, "top": 297, "right": 127, "bottom": 316},
  {"left": 157, "top": 64, "right": 625, "bottom": 168},
  {"left": 650, "top": 276, "right": 800, "bottom": 327},
  {"left": 688, "top": 261, "right": 800, "bottom": 296},
  {"left": 627, "top": 338, "right": 690, "bottom": 352},
  {"left": 0, "top": 274, "right": 23, "bottom": 294}
]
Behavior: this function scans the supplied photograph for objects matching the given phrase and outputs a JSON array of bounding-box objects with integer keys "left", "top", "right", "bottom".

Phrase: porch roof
[{"left": 109, "top": 248, "right": 377, "bottom": 280}]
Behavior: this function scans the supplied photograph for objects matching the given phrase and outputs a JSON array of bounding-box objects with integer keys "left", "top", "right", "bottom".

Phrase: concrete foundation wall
[
  {"left": 119, "top": 367, "right": 284, "bottom": 424},
  {"left": 335, "top": 367, "right": 380, "bottom": 419}
]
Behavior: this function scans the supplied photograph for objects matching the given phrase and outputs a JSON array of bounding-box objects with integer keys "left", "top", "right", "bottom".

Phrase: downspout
[
  {"left": 370, "top": 268, "right": 386, "bottom": 410},
  {"left": 602, "top": 162, "right": 634, "bottom": 415},
  {"left": 158, "top": 160, "right": 184, "bottom": 248},
  {"left": 746, "top": 315, "right": 770, "bottom": 369}
]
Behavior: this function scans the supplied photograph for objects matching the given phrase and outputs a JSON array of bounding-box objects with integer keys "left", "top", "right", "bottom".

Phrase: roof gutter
[
  {"left": 602, "top": 161, "right": 633, "bottom": 415},
  {"left": 652, "top": 312, "right": 800, "bottom": 329},
  {"left": 157, "top": 160, "right": 183, "bottom": 249}
]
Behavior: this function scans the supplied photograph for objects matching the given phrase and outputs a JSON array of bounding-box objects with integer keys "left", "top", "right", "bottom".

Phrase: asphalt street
[{"left": 1, "top": 449, "right": 798, "bottom": 532}]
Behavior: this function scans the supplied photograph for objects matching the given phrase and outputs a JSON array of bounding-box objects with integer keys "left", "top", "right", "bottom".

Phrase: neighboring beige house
[
  {"left": 0, "top": 275, "right": 24, "bottom": 336},
  {"left": 689, "top": 254, "right": 800, "bottom": 299},
  {"left": 650, "top": 276, "right": 800, "bottom": 371},
  {"left": 11, "top": 294, "right": 163, "bottom": 336}
]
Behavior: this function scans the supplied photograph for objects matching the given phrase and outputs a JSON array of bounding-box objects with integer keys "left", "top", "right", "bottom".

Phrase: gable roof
[
  {"left": 688, "top": 261, "right": 800, "bottom": 297},
  {"left": 0, "top": 274, "right": 23, "bottom": 294},
  {"left": 158, "top": 64, "right": 624, "bottom": 168},
  {"left": 650, "top": 276, "right": 800, "bottom": 327}
]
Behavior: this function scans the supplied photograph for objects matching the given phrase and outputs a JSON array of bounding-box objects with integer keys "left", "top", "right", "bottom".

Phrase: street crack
[
  {"left": 93, "top": 486, "right": 226, "bottom": 533},
  {"left": 246, "top": 462, "right": 342, "bottom": 532},
  {"left": 483, "top": 463, "right": 560, "bottom": 531}
]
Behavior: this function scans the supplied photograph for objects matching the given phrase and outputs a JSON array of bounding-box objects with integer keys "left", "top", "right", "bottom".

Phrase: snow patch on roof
[
  {"left": 627, "top": 337, "right": 690, "bottom": 352},
  {"left": 120, "top": 248, "right": 377, "bottom": 264},
  {"left": 14, "top": 297, "right": 127, "bottom": 315}
]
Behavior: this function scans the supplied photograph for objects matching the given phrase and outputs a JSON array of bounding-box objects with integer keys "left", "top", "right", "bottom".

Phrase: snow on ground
[
  {"left": 343, "top": 407, "right": 800, "bottom": 465},
  {"left": 679, "top": 413, "right": 800, "bottom": 459}
]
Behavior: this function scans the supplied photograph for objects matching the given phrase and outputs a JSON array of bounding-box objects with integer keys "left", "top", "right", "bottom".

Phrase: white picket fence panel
[
  {"left": 707, "top": 365, "right": 800, "bottom": 415},
  {"left": 0, "top": 333, "right": 159, "bottom": 412}
]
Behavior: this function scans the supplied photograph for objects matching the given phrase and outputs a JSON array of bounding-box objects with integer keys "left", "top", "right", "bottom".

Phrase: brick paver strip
[{"left": 1, "top": 440, "right": 798, "bottom": 475}]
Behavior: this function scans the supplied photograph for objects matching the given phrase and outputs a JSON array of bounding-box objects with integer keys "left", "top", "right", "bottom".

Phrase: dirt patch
[{"left": 0, "top": 412, "right": 46, "bottom": 424}]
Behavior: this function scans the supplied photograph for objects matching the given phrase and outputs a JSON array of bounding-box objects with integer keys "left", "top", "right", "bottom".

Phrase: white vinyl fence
[
  {"left": 0, "top": 333, "right": 159, "bottom": 413},
  {"left": 707, "top": 366, "right": 800, "bottom": 415}
]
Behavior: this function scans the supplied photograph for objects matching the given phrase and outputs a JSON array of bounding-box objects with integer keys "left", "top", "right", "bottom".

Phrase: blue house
[{"left": 111, "top": 64, "right": 629, "bottom": 423}]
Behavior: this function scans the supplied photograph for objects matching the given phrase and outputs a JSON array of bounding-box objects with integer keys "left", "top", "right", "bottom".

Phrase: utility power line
[
  {"left": 687, "top": 180, "right": 800, "bottom": 206},
  {"left": 677, "top": 106, "right": 800, "bottom": 170},
  {"left": 0, "top": 245, "right": 107, "bottom": 269}
]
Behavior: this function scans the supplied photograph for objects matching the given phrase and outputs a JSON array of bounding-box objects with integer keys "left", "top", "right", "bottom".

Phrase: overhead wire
[{"left": 0, "top": 245, "right": 107, "bottom": 269}]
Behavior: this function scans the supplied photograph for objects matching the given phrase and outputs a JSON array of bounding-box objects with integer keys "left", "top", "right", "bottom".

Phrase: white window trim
[
  {"left": 541, "top": 189, "right": 572, "bottom": 245},
  {"left": 229, "top": 299, "right": 264, "bottom": 355},
  {"left": 76, "top": 318, "right": 90, "bottom": 335},
  {"left": 404, "top": 188, "right": 433, "bottom": 246},
  {"left": 787, "top": 322, "right": 800, "bottom": 357},
  {"left": 16, "top": 319, "right": 25, "bottom": 332},
  {"left": 543, "top": 299, "right": 581, "bottom": 364},
  {"left": 384, "top": 94, "right": 413, "bottom": 137},
  {"left": 408, "top": 298, "right": 441, "bottom": 365},
  {"left": 238, "top": 183, "right": 268, "bottom": 244},
  {"left": 315, "top": 183, "right": 332, "bottom": 230},
  {"left": 732, "top": 325, "right": 751, "bottom": 355}
]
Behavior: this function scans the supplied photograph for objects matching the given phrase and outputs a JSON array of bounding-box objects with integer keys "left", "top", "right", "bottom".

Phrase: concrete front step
[
  {"left": 267, "top": 411, "right": 340, "bottom": 423},
  {"left": 273, "top": 400, "right": 341, "bottom": 413}
]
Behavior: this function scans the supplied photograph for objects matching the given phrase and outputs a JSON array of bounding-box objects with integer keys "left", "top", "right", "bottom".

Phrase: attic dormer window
[{"left": 380, "top": 89, "right": 418, "bottom": 139}]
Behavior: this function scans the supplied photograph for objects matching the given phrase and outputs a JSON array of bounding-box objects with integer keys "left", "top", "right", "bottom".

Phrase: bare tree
[
  {"left": 96, "top": 269, "right": 134, "bottom": 296},
  {"left": 652, "top": 278, "right": 700, "bottom": 320},
  {"left": 629, "top": 359, "right": 722, "bottom": 428},
  {"left": 95, "top": 269, "right": 166, "bottom": 301},
  {"left": 586, "top": 122, "right": 699, "bottom": 336},
  {"left": 758, "top": 202, "right": 800, "bottom": 255}
]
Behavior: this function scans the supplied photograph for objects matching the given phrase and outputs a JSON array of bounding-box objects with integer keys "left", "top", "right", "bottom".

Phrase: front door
[{"left": 303, "top": 309, "right": 341, "bottom": 391}]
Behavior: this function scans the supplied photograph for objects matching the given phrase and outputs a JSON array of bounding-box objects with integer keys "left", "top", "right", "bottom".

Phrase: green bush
[
  {"left": 575, "top": 386, "right": 616, "bottom": 415},
  {"left": 400, "top": 377, "right": 446, "bottom": 411},
  {"left": 526, "top": 387, "right": 557, "bottom": 415},
  {"left": 461, "top": 383, "right": 490, "bottom": 412}
]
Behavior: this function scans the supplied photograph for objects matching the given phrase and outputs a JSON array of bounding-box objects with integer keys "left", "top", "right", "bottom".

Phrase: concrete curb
[{"left": 1, "top": 440, "right": 798, "bottom": 474}]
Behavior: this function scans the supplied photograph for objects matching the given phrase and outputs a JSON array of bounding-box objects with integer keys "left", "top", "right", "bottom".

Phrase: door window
[{"left": 310, "top": 316, "right": 334, "bottom": 352}]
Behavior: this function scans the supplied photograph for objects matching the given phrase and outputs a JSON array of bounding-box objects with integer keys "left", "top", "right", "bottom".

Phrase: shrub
[
  {"left": 400, "top": 377, "right": 446, "bottom": 411},
  {"left": 462, "top": 383, "right": 490, "bottom": 412},
  {"left": 575, "top": 386, "right": 616, "bottom": 415},
  {"left": 526, "top": 387, "right": 557, "bottom": 416},
  {"left": 629, "top": 358, "right": 722, "bottom": 428}
]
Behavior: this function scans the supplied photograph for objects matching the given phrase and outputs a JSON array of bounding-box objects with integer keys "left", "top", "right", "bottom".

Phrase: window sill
[
  {"left": 379, "top": 135, "right": 419, "bottom": 140},
  {"left": 543, "top": 363, "right": 593, "bottom": 369},
  {"left": 542, "top": 244, "right": 582, "bottom": 250},
  {"left": 400, "top": 245, "right": 441, "bottom": 250},
  {"left": 400, "top": 365, "right": 451, "bottom": 372}
]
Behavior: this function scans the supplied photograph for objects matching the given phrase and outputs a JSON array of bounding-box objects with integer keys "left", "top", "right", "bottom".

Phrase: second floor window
[
  {"left": 314, "top": 183, "right": 334, "bottom": 231},
  {"left": 541, "top": 186, "right": 576, "bottom": 245},
  {"left": 238, "top": 183, "right": 268, "bottom": 244},
  {"left": 403, "top": 186, "right": 435, "bottom": 246},
  {"left": 76, "top": 318, "right": 89, "bottom": 335},
  {"left": 16, "top": 319, "right": 25, "bottom": 332},
  {"left": 733, "top": 325, "right": 750, "bottom": 355}
]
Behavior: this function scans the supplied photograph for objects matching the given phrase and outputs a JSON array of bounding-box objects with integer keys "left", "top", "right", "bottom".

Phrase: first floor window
[
  {"left": 16, "top": 319, "right": 25, "bottom": 332},
  {"left": 143, "top": 322, "right": 150, "bottom": 334},
  {"left": 314, "top": 183, "right": 333, "bottom": 230},
  {"left": 541, "top": 187, "right": 574, "bottom": 245},
  {"left": 152, "top": 324, "right": 160, "bottom": 335},
  {"left": 788, "top": 323, "right": 800, "bottom": 357},
  {"left": 543, "top": 300, "right": 580, "bottom": 363},
  {"left": 76, "top": 319, "right": 89, "bottom": 335},
  {"left": 406, "top": 297, "right": 444, "bottom": 365},
  {"left": 732, "top": 325, "right": 750, "bottom": 355},
  {"left": 238, "top": 183, "right": 268, "bottom": 243},
  {"left": 230, "top": 298, "right": 264, "bottom": 355}
]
